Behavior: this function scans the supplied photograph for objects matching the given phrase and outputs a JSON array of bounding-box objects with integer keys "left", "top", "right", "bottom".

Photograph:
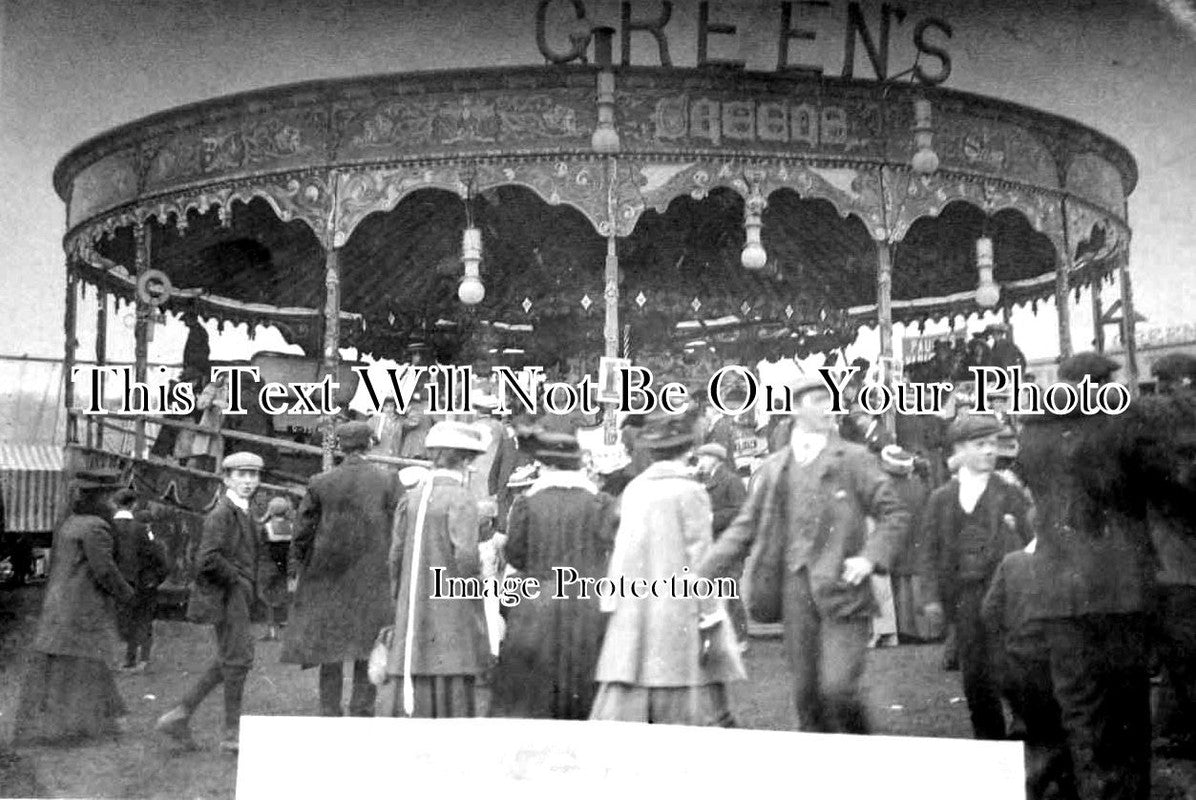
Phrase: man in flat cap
[
  {"left": 695, "top": 442, "right": 749, "bottom": 648},
  {"left": 157, "top": 451, "right": 265, "bottom": 753},
  {"left": 920, "top": 415, "right": 1033, "bottom": 740},
  {"left": 1015, "top": 351, "right": 1154, "bottom": 797},
  {"left": 281, "top": 420, "right": 402, "bottom": 717},
  {"left": 699, "top": 375, "right": 909, "bottom": 733}
]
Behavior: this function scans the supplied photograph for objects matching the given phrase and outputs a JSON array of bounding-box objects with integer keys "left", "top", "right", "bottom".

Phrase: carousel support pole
[
  {"left": 602, "top": 232, "right": 620, "bottom": 444},
  {"left": 1090, "top": 280, "right": 1105, "bottom": 354},
  {"left": 1056, "top": 199, "right": 1075, "bottom": 359},
  {"left": 133, "top": 221, "right": 151, "bottom": 458},
  {"left": 876, "top": 239, "right": 896, "bottom": 439},
  {"left": 602, "top": 158, "right": 621, "bottom": 446},
  {"left": 320, "top": 247, "right": 341, "bottom": 471},
  {"left": 63, "top": 267, "right": 79, "bottom": 445},
  {"left": 321, "top": 176, "right": 343, "bottom": 472},
  {"left": 1118, "top": 256, "right": 1140, "bottom": 396},
  {"left": 94, "top": 287, "right": 108, "bottom": 450}
]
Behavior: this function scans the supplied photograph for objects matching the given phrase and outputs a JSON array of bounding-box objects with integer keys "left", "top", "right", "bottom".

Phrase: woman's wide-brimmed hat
[{"left": 425, "top": 420, "right": 489, "bottom": 453}]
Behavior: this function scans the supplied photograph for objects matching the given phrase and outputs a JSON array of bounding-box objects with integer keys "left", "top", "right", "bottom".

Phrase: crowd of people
[{"left": 9, "top": 347, "right": 1196, "bottom": 800}]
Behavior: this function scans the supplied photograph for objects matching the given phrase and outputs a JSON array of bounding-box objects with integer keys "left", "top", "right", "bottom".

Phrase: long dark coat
[
  {"left": 1015, "top": 407, "right": 1155, "bottom": 619},
  {"left": 886, "top": 471, "right": 930, "bottom": 577},
  {"left": 32, "top": 514, "right": 134, "bottom": 659},
  {"left": 282, "top": 454, "right": 401, "bottom": 665},
  {"left": 490, "top": 477, "right": 616, "bottom": 719}
]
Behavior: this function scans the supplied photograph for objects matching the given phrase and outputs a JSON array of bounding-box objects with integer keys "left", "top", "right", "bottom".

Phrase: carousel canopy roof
[{"left": 57, "top": 66, "right": 1136, "bottom": 364}]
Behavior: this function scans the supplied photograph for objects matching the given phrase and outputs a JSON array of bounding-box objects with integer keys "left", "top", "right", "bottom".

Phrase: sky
[{"left": 1, "top": 0, "right": 1193, "bottom": 384}]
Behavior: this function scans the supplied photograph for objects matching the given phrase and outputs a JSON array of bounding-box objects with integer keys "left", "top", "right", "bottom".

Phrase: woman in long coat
[
  {"left": 489, "top": 432, "right": 616, "bottom": 719},
  {"left": 13, "top": 469, "right": 135, "bottom": 744},
  {"left": 590, "top": 411, "right": 745, "bottom": 726},
  {"left": 384, "top": 421, "right": 489, "bottom": 718}
]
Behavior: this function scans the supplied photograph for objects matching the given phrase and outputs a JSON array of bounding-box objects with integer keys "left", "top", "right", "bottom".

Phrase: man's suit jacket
[
  {"left": 187, "top": 494, "right": 259, "bottom": 625},
  {"left": 700, "top": 440, "right": 909, "bottom": 621},
  {"left": 918, "top": 475, "right": 1032, "bottom": 612}
]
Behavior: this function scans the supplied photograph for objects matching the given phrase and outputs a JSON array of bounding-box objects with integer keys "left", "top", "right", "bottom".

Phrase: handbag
[{"left": 367, "top": 625, "right": 394, "bottom": 687}]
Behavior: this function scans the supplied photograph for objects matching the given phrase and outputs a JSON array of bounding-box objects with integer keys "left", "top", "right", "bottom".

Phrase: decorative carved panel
[
  {"left": 68, "top": 151, "right": 139, "bottom": 228},
  {"left": 1065, "top": 153, "right": 1126, "bottom": 215},
  {"left": 933, "top": 104, "right": 1060, "bottom": 190}
]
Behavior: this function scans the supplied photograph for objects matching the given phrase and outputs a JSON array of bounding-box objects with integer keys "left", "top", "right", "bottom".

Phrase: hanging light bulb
[
  {"left": 590, "top": 27, "right": 620, "bottom": 153},
  {"left": 741, "top": 189, "right": 767, "bottom": 271},
  {"left": 458, "top": 274, "right": 485, "bottom": 305},
  {"left": 459, "top": 225, "right": 484, "bottom": 305},
  {"left": 911, "top": 97, "right": 939, "bottom": 175},
  {"left": 975, "top": 235, "right": 999, "bottom": 307}
]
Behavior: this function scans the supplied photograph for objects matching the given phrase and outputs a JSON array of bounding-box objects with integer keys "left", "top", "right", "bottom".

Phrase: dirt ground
[{"left": 2, "top": 584, "right": 1194, "bottom": 799}]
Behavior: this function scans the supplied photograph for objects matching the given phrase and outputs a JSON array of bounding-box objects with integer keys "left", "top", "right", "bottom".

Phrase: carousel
[{"left": 53, "top": 33, "right": 1139, "bottom": 533}]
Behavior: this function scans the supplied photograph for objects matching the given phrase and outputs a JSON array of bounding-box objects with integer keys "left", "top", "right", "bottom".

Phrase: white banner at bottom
[{"left": 236, "top": 716, "right": 1023, "bottom": 799}]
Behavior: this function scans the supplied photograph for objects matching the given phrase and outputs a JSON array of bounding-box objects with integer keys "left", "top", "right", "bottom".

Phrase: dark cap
[
  {"left": 948, "top": 414, "right": 1005, "bottom": 445},
  {"left": 532, "top": 431, "right": 582, "bottom": 465},
  {"left": 1151, "top": 353, "right": 1196, "bottom": 383},
  {"left": 336, "top": 420, "right": 373, "bottom": 451},
  {"left": 1057, "top": 351, "right": 1120, "bottom": 383}
]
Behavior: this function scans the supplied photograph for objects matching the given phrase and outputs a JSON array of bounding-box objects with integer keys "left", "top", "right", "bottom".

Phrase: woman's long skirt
[
  {"left": 588, "top": 683, "right": 733, "bottom": 727},
  {"left": 12, "top": 652, "right": 127, "bottom": 744},
  {"left": 381, "top": 675, "right": 477, "bottom": 719}
]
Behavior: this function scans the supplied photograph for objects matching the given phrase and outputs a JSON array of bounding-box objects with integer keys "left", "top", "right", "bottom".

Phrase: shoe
[
  {"left": 130, "top": 661, "right": 149, "bottom": 674},
  {"left": 218, "top": 731, "right": 239, "bottom": 754},
  {"left": 155, "top": 706, "right": 197, "bottom": 748}
]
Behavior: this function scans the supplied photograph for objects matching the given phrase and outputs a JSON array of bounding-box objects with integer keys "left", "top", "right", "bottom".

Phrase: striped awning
[
  {"left": 1, "top": 443, "right": 65, "bottom": 534},
  {"left": 0, "top": 443, "right": 64, "bottom": 472}
]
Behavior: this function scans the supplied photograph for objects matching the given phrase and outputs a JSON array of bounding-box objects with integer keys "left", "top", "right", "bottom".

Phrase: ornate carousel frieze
[{"left": 54, "top": 60, "right": 1144, "bottom": 475}]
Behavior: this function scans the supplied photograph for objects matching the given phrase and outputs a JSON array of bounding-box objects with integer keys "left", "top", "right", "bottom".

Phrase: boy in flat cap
[
  {"left": 282, "top": 421, "right": 401, "bottom": 717},
  {"left": 920, "top": 414, "right": 1033, "bottom": 740},
  {"left": 156, "top": 451, "right": 264, "bottom": 753}
]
